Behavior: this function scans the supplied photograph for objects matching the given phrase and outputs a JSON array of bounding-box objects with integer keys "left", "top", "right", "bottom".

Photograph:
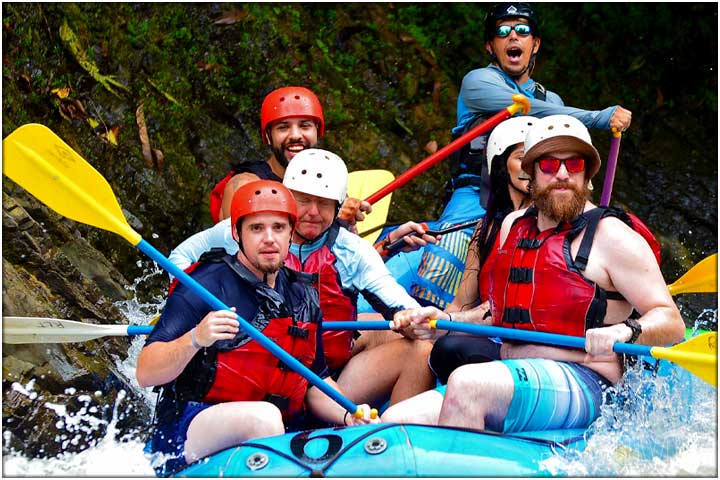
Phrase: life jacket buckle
[
  {"left": 263, "top": 393, "right": 290, "bottom": 411},
  {"left": 287, "top": 325, "right": 309, "bottom": 339}
]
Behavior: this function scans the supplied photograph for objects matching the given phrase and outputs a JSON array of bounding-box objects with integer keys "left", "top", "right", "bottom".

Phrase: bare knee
[
  {"left": 442, "top": 365, "right": 486, "bottom": 414},
  {"left": 380, "top": 402, "right": 408, "bottom": 423},
  {"left": 245, "top": 402, "right": 285, "bottom": 438}
]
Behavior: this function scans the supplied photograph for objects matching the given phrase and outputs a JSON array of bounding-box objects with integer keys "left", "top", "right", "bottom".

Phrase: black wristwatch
[{"left": 623, "top": 318, "right": 642, "bottom": 344}]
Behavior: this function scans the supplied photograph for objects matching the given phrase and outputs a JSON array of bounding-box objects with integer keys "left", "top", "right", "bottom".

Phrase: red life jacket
[
  {"left": 285, "top": 223, "right": 357, "bottom": 372},
  {"left": 204, "top": 314, "right": 318, "bottom": 419},
  {"left": 490, "top": 206, "right": 661, "bottom": 337},
  {"left": 208, "top": 162, "right": 282, "bottom": 224},
  {"left": 167, "top": 256, "right": 321, "bottom": 421}
]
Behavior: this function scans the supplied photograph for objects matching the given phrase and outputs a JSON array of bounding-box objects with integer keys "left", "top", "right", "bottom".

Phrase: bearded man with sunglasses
[
  {"left": 410, "top": 2, "right": 633, "bottom": 313},
  {"left": 385, "top": 115, "right": 684, "bottom": 432}
]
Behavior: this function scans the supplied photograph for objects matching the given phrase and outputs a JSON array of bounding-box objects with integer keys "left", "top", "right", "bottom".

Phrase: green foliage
[{"left": 1, "top": 2, "right": 716, "bottom": 286}]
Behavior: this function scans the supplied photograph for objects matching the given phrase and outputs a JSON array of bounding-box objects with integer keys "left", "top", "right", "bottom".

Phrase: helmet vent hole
[
  {"left": 563, "top": 123, "right": 570, "bottom": 128},
  {"left": 294, "top": 95, "right": 300, "bottom": 99},
  {"left": 271, "top": 189, "right": 278, "bottom": 194},
  {"left": 254, "top": 190, "right": 261, "bottom": 195},
  {"left": 547, "top": 125, "right": 554, "bottom": 131},
  {"left": 301, "top": 169, "right": 307, "bottom": 175},
  {"left": 279, "top": 97, "right": 285, "bottom": 102},
  {"left": 316, "top": 173, "right": 322, "bottom": 178}
]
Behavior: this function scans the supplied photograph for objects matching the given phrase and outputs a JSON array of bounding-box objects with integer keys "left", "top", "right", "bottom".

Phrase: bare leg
[
  {"left": 351, "top": 329, "right": 403, "bottom": 356},
  {"left": 389, "top": 339, "right": 436, "bottom": 405},
  {"left": 338, "top": 336, "right": 413, "bottom": 404},
  {"left": 381, "top": 389, "right": 444, "bottom": 425},
  {"left": 184, "top": 401, "right": 284, "bottom": 463},
  {"left": 438, "top": 362, "right": 514, "bottom": 431}
]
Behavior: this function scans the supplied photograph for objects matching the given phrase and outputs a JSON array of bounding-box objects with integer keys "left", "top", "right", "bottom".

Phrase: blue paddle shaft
[
  {"left": 434, "top": 321, "right": 652, "bottom": 357},
  {"left": 324, "top": 321, "right": 391, "bottom": 331},
  {"left": 124, "top": 321, "right": 390, "bottom": 336},
  {"left": 127, "top": 325, "right": 154, "bottom": 336},
  {"left": 136, "top": 239, "right": 358, "bottom": 414}
]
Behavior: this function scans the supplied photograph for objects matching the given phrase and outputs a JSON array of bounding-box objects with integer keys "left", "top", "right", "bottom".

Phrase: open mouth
[
  {"left": 506, "top": 46, "right": 523, "bottom": 61},
  {"left": 287, "top": 143, "right": 305, "bottom": 153}
]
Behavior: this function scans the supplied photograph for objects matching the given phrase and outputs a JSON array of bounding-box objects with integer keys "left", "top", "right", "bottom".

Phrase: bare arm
[
  {"left": 136, "top": 309, "right": 240, "bottom": 387},
  {"left": 584, "top": 218, "right": 685, "bottom": 356},
  {"left": 219, "top": 172, "right": 261, "bottom": 221},
  {"left": 305, "top": 377, "right": 378, "bottom": 426}
]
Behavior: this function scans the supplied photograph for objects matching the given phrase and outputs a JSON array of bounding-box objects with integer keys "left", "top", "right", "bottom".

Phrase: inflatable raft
[{"left": 172, "top": 333, "right": 710, "bottom": 478}]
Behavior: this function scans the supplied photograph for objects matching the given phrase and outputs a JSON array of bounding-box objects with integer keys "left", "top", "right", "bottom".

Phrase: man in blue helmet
[{"left": 408, "top": 2, "right": 633, "bottom": 310}]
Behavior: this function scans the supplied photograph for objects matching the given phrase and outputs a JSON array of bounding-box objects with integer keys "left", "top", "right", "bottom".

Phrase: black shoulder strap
[
  {"left": 325, "top": 221, "right": 341, "bottom": 247},
  {"left": 573, "top": 208, "right": 605, "bottom": 272},
  {"left": 230, "top": 161, "right": 282, "bottom": 182},
  {"left": 534, "top": 82, "right": 547, "bottom": 101},
  {"left": 198, "top": 247, "right": 229, "bottom": 263}
]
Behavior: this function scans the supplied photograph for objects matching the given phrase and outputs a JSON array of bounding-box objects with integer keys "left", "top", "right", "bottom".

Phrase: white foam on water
[{"left": 540, "top": 359, "right": 718, "bottom": 476}]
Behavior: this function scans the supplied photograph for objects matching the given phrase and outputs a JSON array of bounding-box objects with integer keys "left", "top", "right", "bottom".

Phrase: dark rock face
[{"left": 2, "top": 191, "right": 153, "bottom": 457}]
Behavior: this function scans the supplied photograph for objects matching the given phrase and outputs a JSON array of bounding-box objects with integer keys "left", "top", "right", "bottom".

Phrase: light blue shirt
[{"left": 453, "top": 64, "right": 616, "bottom": 134}]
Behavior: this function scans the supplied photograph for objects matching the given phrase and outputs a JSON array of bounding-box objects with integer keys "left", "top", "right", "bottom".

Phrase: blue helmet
[{"left": 484, "top": 3, "right": 541, "bottom": 42}]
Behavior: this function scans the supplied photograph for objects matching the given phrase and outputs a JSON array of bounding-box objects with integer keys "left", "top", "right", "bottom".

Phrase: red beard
[{"left": 531, "top": 180, "right": 590, "bottom": 224}]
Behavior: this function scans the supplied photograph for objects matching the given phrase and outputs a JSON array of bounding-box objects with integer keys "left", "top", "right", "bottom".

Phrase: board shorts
[{"left": 436, "top": 359, "right": 612, "bottom": 433}]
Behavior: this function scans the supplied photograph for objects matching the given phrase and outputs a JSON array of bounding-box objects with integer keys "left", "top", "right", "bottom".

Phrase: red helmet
[
  {"left": 260, "top": 87, "right": 325, "bottom": 143},
  {"left": 230, "top": 180, "right": 298, "bottom": 228}
]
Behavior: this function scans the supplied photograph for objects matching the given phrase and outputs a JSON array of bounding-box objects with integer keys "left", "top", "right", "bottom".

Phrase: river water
[{"left": 2, "top": 281, "right": 717, "bottom": 477}]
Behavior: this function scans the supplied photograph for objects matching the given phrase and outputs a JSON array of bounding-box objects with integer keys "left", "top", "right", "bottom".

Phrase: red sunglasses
[{"left": 536, "top": 157, "right": 586, "bottom": 174}]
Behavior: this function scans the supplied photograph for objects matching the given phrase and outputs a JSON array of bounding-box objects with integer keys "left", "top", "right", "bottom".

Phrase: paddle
[
  {"left": 600, "top": 128, "right": 622, "bottom": 207},
  {"left": 2, "top": 316, "right": 154, "bottom": 344},
  {"left": 363, "top": 94, "right": 531, "bottom": 206},
  {"left": 2, "top": 123, "right": 371, "bottom": 419},
  {"left": 1, "top": 318, "right": 395, "bottom": 344},
  {"left": 667, "top": 253, "right": 717, "bottom": 295},
  {"left": 379, "top": 219, "right": 480, "bottom": 258},
  {"left": 347, "top": 169, "right": 395, "bottom": 245},
  {"left": 428, "top": 320, "right": 717, "bottom": 387}
]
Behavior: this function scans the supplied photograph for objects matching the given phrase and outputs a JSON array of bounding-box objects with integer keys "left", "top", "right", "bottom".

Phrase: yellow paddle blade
[
  {"left": 347, "top": 169, "right": 395, "bottom": 245},
  {"left": 668, "top": 253, "right": 718, "bottom": 295},
  {"left": 2, "top": 124, "right": 141, "bottom": 245},
  {"left": 651, "top": 332, "right": 717, "bottom": 387}
]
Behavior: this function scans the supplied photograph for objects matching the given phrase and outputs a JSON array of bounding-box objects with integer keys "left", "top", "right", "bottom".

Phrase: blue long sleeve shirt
[{"left": 453, "top": 64, "right": 617, "bottom": 133}]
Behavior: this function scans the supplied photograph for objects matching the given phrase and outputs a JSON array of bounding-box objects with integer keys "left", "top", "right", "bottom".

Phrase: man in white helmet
[
  {"left": 169, "top": 149, "right": 440, "bottom": 406},
  {"left": 386, "top": 115, "right": 684, "bottom": 432}
]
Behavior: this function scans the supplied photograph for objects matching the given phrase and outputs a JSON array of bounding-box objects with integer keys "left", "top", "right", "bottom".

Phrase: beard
[
  {"left": 531, "top": 179, "right": 590, "bottom": 224},
  {"left": 271, "top": 139, "right": 312, "bottom": 168},
  {"left": 253, "top": 256, "right": 284, "bottom": 275}
]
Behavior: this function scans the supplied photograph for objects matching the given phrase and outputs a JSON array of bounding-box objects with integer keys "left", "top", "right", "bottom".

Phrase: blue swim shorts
[
  {"left": 435, "top": 359, "right": 611, "bottom": 433},
  {"left": 501, "top": 359, "right": 611, "bottom": 433}
]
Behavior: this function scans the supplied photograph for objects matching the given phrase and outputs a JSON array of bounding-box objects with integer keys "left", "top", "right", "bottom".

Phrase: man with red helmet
[
  {"left": 209, "top": 86, "right": 324, "bottom": 223},
  {"left": 138, "top": 180, "right": 375, "bottom": 477}
]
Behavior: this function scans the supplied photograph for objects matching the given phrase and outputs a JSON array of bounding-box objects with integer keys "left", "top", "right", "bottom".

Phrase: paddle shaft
[
  {"left": 434, "top": 320, "right": 656, "bottom": 357},
  {"left": 136, "top": 240, "right": 361, "bottom": 414},
  {"left": 364, "top": 95, "right": 530, "bottom": 205},
  {"left": 600, "top": 129, "right": 622, "bottom": 207},
  {"left": 381, "top": 219, "right": 480, "bottom": 257}
]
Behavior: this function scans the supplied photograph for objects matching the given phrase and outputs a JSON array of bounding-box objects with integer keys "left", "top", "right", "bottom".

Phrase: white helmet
[
  {"left": 486, "top": 116, "right": 537, "bottom": 174},
  {"left": 522, "top": 115, "right": 601, "bottom": 178},
  {"left": 283, "top": 149, "right": 348, "bottom": 203}
]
